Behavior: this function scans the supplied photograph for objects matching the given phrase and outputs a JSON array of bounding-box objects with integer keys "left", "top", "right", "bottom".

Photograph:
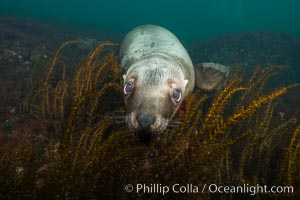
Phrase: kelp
[{"left": 0, "top": 41, "right": 299, "bottom": 200}]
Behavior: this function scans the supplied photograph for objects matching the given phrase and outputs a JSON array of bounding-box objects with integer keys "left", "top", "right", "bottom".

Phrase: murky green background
[{"left": 1, "top": 0, "right": 299, "bottom": 42}]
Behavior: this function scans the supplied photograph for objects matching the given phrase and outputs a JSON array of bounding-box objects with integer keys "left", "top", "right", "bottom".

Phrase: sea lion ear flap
[
  {"left": 194, "top": 62, "right": 230, "bottom": 92},
  {"left": 183, "top": 79, "right": 188, "bottom": 88}
]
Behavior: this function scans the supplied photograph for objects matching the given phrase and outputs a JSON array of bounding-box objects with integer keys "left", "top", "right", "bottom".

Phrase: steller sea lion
[{"left": 119, "top": 25, "right": 230, "bottom": 142}]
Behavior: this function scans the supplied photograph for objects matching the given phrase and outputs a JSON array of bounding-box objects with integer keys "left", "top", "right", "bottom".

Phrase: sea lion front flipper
[{"left": 194, "top": 62, "right": 230, "bottom": 92}]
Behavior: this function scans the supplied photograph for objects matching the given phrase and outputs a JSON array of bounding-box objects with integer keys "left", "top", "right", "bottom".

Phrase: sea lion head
[{"left": 123, "top": 55, "right": 189, "bottom": 143}]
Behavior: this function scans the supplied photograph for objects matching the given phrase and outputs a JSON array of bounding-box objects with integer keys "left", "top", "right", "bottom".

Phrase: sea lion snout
[
  {"left": 125, "top": 94, "right": 169, "bottom": 133},
  {"left": 137, "top": 113, "right": 155, "bottom": 131},
  {"left": 136, "top": 113, "right": 156, "bottom": 143}
]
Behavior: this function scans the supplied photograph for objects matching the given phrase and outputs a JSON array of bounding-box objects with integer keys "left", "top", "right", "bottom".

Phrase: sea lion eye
[
  {"left": 171, "top": 88, "right": 182, "bottom": 103},
  {"left": 124, "top": 81, "right": 134, "bottom": 95}
]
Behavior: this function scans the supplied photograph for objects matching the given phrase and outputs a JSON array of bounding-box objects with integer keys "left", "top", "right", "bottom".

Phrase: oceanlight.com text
[
  {"left": 124, "top": 183, "right": 294, "bottom": 196},
  {"left": 208, "top": 183, "right": 293, "bottom": 195}
]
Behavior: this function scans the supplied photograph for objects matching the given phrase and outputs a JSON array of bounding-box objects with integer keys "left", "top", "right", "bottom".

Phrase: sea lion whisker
[
  {"left": 101, "top": 115, "right": 126, "bottom": 125},
  {"left": 167, "top": 123, "right": 180, "bottom": 128},
  {"left": 111, "top": 118, "right": 126, "bottom": 124},
  {"left": 109, "top": 115, "right": 126, "bottom": 119},
  {"left": 168, "top": 121, "right": 182, "bottom": 124},
  {"left": 166, "top": 125, "right": 178, "bottom": 129},
  {"left": 168, "top": 118, "right": 184, "bottom": 125},
  {"left": 111, "top": 121, "right": 126, "bottom": 125}
]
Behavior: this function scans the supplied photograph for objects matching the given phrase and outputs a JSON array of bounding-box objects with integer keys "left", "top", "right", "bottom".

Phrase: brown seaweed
[{"left": 0, "top": 41, "right": 299, "bottom": 200}]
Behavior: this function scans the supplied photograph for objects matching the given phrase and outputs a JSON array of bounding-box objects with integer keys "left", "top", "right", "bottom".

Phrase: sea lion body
[{"left": 119, "top": 25, "right": 229, "bottom": 142}]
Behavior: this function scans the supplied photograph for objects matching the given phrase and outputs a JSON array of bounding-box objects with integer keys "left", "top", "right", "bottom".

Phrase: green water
[{"left": 1, "top": 0, "right": 299, "bottom": 42}]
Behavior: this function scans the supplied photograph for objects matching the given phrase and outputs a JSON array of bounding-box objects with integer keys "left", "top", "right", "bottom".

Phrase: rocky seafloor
[
  {"left": 189, "top": 31, "right": 300, "bottom": 83},
  {"left": 0, "top": 16, "right": 300, "bottom": 199},
  {"left": 0, "top": 15, "right": 299, "bottom": 136},
  {"left": 1, "top": 16, "right": 300, "bottom": 82},
  {"left": 0, "top": 16, "right": 121, "bottom": 82}
]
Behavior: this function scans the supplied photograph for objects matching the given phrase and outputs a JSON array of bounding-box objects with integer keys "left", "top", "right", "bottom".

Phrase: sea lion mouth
[
  {"left": 135, "top": 130, "right": 155, "bottom": 143},
  {"left": 135, "top": 113, "right": 156, "bottom": 143},
  {"left": 126, "top": 112, "right": 170, "bottom": 143}
]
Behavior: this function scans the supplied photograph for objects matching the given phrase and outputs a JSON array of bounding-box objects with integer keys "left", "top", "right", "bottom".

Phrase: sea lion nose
[{"left": 137, "top": 113, "right": 155, "bottom": 130}]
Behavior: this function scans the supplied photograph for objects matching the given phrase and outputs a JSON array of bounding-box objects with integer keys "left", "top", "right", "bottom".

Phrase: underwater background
[
  {"left": 0, "top": 0, "right": 300, "bottom": 199},
  {"left": 1, "top": 0, "right": 300, "bottom": 42}
]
